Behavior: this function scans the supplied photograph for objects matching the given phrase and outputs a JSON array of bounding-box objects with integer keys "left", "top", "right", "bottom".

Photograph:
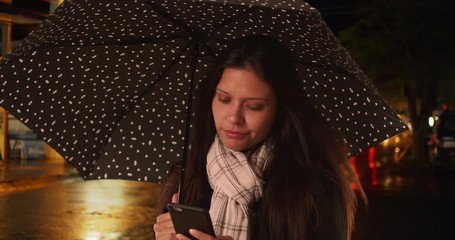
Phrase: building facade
[{"left": 1, "top": 0, "right": 63, "bottom": 161}]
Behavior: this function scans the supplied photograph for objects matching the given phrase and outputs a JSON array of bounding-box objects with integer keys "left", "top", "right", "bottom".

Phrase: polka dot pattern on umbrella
[{"left": 0, "top": 0, "right": 407, "bottom": 182}]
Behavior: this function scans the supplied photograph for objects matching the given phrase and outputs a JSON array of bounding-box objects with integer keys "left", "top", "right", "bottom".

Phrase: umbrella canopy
[{"left": 0, "top": 0, "right": 408, "bottom": 182}]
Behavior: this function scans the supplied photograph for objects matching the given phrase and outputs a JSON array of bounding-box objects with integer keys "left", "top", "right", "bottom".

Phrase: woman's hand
[
  {"left": 154, "top": 193, "right": 179, "bottom": 240},
  {"left": 176, "top": 229, "right": 233, "bottom": 240},
  {"left": 154, "top": 193, "right": 233, "bottom": 240}
]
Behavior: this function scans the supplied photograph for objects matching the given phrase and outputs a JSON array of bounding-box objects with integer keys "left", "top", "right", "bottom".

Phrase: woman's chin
[{"left": 220, "top": 138, "right": 250, "bottom": 151}]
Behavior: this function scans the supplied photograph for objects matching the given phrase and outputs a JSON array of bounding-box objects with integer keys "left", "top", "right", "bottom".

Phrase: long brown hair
[{"left": 157, "top": 35, "right": 358, "bottom": 239}]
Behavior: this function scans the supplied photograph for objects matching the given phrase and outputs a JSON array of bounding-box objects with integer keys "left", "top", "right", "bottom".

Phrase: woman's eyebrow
[
  {"left": 215, "top": 88, "right": 229, "bottom": 95},
  {"left": 215, "top": 88, "right": 269, "bottom": 101}
]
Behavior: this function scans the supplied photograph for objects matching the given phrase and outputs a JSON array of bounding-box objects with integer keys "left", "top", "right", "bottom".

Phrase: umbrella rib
[
  {"left": 32, "top": 34, "right": 188, "bottom": 49},
  {"left": 207, "top": 6, "right": 257, "bottom": 39},
  {"left": 129, "top": 57, "right": 182, "bottom": 113},
  {"left": 143, "top": 0, "right": 191, "bottom": 34},
  {"left": 294, "top": 59, "right": 365, "bottom": 83},
  {"left": 195, "top": 7, "right": 257, "bottom": 61}
]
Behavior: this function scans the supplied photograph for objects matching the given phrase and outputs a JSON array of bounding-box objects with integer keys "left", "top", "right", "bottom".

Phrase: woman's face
[{"left": 212, "top": 67, "right": 277, "bottom": 151}]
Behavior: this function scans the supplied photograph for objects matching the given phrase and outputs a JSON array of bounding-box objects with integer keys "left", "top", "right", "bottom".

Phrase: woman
[{"left": 154, "top": 35, "right": 361, "bottom": 240}]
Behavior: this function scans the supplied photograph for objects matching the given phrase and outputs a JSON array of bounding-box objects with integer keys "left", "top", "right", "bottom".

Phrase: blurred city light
[{"left": 428, "top": 116, "right": 435, "bottom": 127}]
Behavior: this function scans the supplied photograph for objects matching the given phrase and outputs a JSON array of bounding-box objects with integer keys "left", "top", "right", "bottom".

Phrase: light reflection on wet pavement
[
  {"left": 0, "top": 179, "right": 161, "bottom": 239},
  {"left": 351, "top": 149, "right": 455, "bottom": 199}
]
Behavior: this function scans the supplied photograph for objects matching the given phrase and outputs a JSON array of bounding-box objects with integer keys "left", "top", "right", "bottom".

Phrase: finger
[
  {"left": 154, "top": 222, "right": 177, "bottom": 240},
  {"left": 153, "top": 222, "right": 175, "bottom": 233},
  {"left": 155, "top": 233, "right": 176, "bottom": 240},
  {"left": 189, "top": 229, "right": 215, "bottom": 240},
  {"left": 156, "top": 212, "right": 172, "bottom": 223},
  {"left": 172, "top": 192, "right": 179, "bottom": 203},
  {"left": 175, "top": 233, "right": 192, "bottom": 240},
  {"left": 154, "top": 213, "right": 175, "bottom": 234},
  {"left": 153, "top": 221, "right": 174, "bottom": 231}
]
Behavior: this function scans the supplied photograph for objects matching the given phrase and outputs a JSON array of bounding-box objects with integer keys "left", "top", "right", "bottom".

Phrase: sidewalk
[{"left": 0, "top": 158, "right": 80, "bottom": 193}]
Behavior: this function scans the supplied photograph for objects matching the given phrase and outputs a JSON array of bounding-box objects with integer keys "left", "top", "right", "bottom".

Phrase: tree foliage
[{"left": 338, "top": 0, "right": 455, "bottom": 162}]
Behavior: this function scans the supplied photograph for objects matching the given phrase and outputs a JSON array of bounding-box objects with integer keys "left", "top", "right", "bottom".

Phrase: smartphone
[{"left": 167, "top": 203, "right": 216, "bottom": 239}]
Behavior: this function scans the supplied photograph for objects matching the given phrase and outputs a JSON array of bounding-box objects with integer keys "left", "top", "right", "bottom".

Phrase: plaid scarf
[{"left": 206, "top": 136, "right": 274, "bottom": 240}]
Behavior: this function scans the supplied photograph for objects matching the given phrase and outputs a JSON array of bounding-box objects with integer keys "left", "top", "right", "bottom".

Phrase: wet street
[
  {"left": 1, "top": 134, "right": 455, "bottom": 240},
  {"left": 352, "top": 164, "right": 455, "bottom": 240},
  {"left": 0, "top": 179, "right": 161, "bottom": 239},
  {"left": 351, "top": 135, "right": 455, "bottom": 240}
]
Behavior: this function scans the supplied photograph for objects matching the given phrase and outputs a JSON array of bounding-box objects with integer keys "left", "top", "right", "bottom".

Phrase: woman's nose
[{"left": 228, "top": 106, "right": 244, "bottom": 124}]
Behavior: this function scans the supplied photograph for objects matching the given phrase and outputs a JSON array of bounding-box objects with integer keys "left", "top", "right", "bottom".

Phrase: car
[{"left": 429, "top": 109, "right": 455, "bottom": 172}]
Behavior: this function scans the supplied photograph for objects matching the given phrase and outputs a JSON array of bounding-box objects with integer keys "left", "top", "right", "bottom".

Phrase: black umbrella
[{"left": 0, "top": 0, "right": 407, "bottom": 183}]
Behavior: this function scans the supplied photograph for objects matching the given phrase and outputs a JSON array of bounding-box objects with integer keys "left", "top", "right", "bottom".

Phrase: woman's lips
[{"left": 224, "top": 130, "right": 247, "bottom": 139}]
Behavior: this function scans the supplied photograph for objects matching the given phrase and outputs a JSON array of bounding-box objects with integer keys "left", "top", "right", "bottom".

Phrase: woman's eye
[
  {"left": 247, "top": 105, "right": 264, "bottom": 111},
  {"left": 219, "top": 98, "right": 230, "bottom": 104}
]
